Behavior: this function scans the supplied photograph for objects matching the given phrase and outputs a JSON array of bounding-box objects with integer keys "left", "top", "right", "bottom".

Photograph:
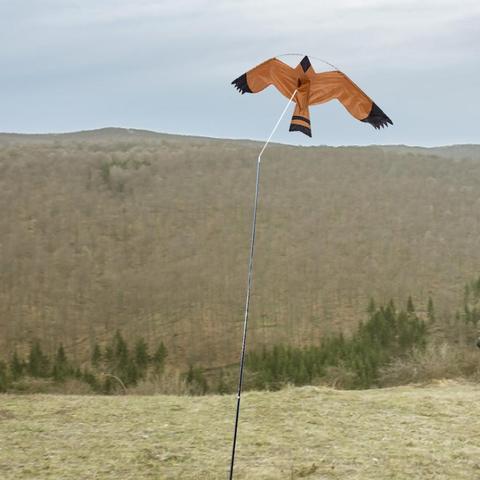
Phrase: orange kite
[{"left": 232, "top": 55, "right": 393, "bottom": 137}]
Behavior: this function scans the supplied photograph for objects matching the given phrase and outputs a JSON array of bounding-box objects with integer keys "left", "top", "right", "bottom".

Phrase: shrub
[{"left": 379, "top": 342, "right": 480, "bottom": 386}]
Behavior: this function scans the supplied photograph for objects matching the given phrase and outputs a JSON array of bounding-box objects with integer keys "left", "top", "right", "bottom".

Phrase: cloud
[{"left": 0, "top": 0, "right": 478, "bottom": 145}]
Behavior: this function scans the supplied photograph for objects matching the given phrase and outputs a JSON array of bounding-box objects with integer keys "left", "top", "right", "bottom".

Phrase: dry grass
[
  {"left": 1, "top": 383, "right": 479, "bottom": 479},
  {"left": 379, "top": 343, "right": 480, "bottom": 386}
]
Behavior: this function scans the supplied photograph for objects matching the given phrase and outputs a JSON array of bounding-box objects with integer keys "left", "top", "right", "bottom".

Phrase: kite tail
[{"left": 289, "top": 104, "right": 311, "bottom": 137}]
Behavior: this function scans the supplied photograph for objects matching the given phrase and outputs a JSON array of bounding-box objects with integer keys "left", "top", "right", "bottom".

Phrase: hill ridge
[{"left": 0, "top": 127, "right": 478, "bottom": 152}]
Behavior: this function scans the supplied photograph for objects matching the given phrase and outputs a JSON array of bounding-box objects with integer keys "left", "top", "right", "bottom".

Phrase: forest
[{"left": 0, "top": 129, "right": 479, "bottom": 393}]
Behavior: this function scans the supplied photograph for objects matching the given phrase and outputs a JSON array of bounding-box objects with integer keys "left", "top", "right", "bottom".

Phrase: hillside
[
  {"left": 0, "top": 382, "right": 479, "bottom": 479},
  {"left": 1, "top": 129, "right": 480, "bottom": 368}
]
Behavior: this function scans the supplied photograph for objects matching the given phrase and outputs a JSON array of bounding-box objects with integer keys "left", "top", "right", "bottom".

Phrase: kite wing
[
  {"left": 231, "top": 58, "right": 298, "bottom": 100},
  {"left": 309, "top": 71, "right": 393, "bottom": 129}
]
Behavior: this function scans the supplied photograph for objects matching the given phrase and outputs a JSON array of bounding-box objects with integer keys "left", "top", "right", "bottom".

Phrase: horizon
[{"left": 1, "top": 126, "right": 479, "bottom": 149}]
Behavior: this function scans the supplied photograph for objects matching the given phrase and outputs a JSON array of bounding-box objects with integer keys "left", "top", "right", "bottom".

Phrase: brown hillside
[{"left": 1, "top": 129, "right": 480, "bottom": 367}]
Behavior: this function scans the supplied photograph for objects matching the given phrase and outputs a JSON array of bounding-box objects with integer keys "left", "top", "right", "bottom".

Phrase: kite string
[
  {"left": 229, "top": 88, "right": 298, "bottom": 480},
  {"left": 258, "top": 88, "right": 298, "bottom": 160},
  {"left": 276, "top": 52, "right": 340, "bottom": 71}
]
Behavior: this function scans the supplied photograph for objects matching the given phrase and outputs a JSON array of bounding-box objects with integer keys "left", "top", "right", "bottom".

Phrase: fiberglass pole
[{"left": 228, "top": 88, "right": 298, "bottom": 480}]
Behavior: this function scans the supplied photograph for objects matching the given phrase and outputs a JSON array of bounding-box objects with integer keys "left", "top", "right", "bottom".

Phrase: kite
[
  {"left": 228, "top": 54, "right": 393, "bottom": 480},
  {"left": 232, "top": 55, "right": 393, "bottom": 137}
]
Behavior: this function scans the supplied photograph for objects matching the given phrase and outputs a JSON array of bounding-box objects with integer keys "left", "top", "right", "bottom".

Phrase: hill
[
  {"left": 0, "top": 382, "right": 479, "bottom": 479},
  {"left": 1, "top": 129, "right": 480, "bottom": 368}
]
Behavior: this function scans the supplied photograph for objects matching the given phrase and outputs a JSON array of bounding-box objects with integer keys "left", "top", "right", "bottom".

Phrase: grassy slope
[
  {"left": 1, "top": 129, "right": 480, "bottom": 368},
  {"left": 1, "top": 383, "right": 479, "bottom": 479}
]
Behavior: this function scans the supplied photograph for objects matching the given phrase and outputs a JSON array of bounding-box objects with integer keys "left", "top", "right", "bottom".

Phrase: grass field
[{"left": 1, "top": 382, "right": 479, "bottom": 479}]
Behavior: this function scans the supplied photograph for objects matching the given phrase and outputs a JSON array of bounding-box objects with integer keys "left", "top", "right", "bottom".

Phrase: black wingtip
[
  {"left": 231, "top": 73, "right": 252, "bottom": 94},
  {"left": 289, "top": 123, "right": 312, "bottom": 137},
  {"left": 361, "top": 103, "right": 393, "bottom": 129}
]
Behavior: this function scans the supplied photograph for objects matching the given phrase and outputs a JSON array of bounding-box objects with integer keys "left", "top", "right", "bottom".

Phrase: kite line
[
  {"left": 276, "top": 52, "right": 341, "bottom": 71},
  {"left": 228, "top": 88, "right": 298, "bottom": 480},
  {"left": 228, "top": 52, "right": 392, "bottom": 478}
]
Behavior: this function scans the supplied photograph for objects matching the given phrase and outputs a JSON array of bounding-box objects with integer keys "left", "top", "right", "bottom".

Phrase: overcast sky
[{"left": 1, "top": 0, "right": 479, "bottom": 146}]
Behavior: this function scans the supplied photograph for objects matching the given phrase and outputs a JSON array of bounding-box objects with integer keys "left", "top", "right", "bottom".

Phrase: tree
[
  {"left": 134, "top": 338, "right": 150, "bottom": 371},
  {"left": 152, "top": 342, "right": 167, "bottom": 372},
  {"left": 0, "top": 361, "right": 8, "bottom": 392},
  {"left": 185, "top": 365, "right": 208, "bottom": 395},
  {"left": 388, "top": 299, "right": 396, "bottom": 312},
  {"left": 407, "top": 296, "right": 415, "bottom": 314},
  {"left": 10, "top": 351, "right": 24, "bottom": 380},
  {"left": 427, "top": 297, "right": 435, "bottom": 323},
  {"left": 82, "top": 369, "right": 100, "bottom": 392},
  {"left": 104, "top": 345, "right": 114, "bottom": 367},
  {"left": 113, "top": 330, "right": 128, "bottom": 366},
  {"left": 124, "top": 360, "right": 139, "bottom": 386},
  {"left": 110, "top": 330, "right": 137, "bottom": 386},
  {"left": 91, "top": 343, "right": 102, "bottom": 367},
  {"left": 52, "top": 344, "right": 70, "bottom": 382},
  {"left": 28, "top": 340, "right": 50, "bottom": 377}
]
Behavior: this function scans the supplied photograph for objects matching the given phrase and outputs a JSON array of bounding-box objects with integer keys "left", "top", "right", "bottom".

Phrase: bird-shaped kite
[
  {"left": 232, "top": 55, "right": 393, "bottom": 137},
  {"left": 228, "top": 54, "right": 394, "bottom": 480}
]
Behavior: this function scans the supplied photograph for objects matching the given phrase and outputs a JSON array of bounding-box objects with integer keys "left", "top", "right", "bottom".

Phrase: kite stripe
[
  {"left": 292, "top": 115, "right": 311, "bottom": 125},
  {"left": 289, "top": 123, "right": 312, "bottom": 137}
]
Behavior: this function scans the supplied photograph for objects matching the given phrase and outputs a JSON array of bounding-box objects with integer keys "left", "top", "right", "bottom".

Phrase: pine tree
[
  {"left": 388, "top": 299, "right": 396, "bottom": 312},
  {"left": 475, "top": 276, "right": 480, "bottom": 298},
  {"left": 185, "top": 365, "right": 208, "bottom": 395},
  {"left": 104, "top": 345, "right": 114, "bottom": 367},
  {"left": 82, "top": 369, "right": 100, "bottom": 392},
  {"left": 111, "top": 330, "right": 135, "bottom": 386},
  {"left": 296, "top": 358, "right": 309, "bottom": 386},
  {"left": 91, "top": 343, "right": 102, "bottom": 367},
  {"left": 113, "top": 330, "right": 128, "bottom": 367},
  {"left": 52, "top": 344, "right": 70, "bottom": 382},
  {"left": 10, "top": 351, "right": 24, "bottom": 380},
  {"left": 152, "top": 342, "right": 167, "bottom": 372},
  {"left": 28, "top": 340, "right": 50, "bottom": 377},
  {"left": 0, "top": 361, "right": 8, "bottom": 392},
  {"left": 125, "top": 360, "right": 139, "bottom": 386},
  {"left": 186, "top": 364, "right": 194, "bottom": 385},
  {"left": 407, "top": 296, "right": 415, "bottom": 314},
  {"left": 427, "top": 297, "right": 435, "bottom": 323},
  {"left": 134, "top": 338, "right": 150, "bottom": 372}
]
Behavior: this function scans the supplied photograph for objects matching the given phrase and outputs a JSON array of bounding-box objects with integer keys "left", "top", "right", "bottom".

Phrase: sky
[{"left": 0, "top": 0, "right": 479, "bottom": 146}]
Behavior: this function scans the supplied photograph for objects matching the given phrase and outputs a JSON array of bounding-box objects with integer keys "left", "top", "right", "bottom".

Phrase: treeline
[
  {"left": 0, "top": 331, "right": 173, "bottom": 394},
  {"left": 244, "top": 298, "right": 427, "bottom": 390},
  {"left": 0, "top": 300, "right": 436, "bottom": 395}
]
